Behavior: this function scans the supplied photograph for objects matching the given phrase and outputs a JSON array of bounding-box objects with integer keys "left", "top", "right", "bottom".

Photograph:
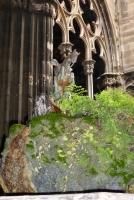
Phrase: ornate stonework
[
  {"left": 82, "top": 60, "right": 96, "bottom": 75},
  {"left": 29, "top": 0, "right": 58, "bottom": 18},
  {"left": 53, "top": 0, "right": 117, "bottom": 98},
  {"left": 96, "top": 73, "right": 122, "bottom": 91},
  {"left": 0, "top": 0, "right": 58, "bottom": 16},
  {"left": 55, "top": 0, "right": 111, "bottom": 67},
  {"left": 58, "top": 42, "right": 74, "bottom": 60}
]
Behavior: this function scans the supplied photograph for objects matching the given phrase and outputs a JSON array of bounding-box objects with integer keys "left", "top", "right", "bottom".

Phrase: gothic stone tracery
[{"left": 54, "top": 0, "right": 116, "bottom": 97}]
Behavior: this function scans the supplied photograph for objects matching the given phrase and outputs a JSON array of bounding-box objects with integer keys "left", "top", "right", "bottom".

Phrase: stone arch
[
  {"left": 54, "top": 0, "right": 119, "bottom": 97},
  {"left": 55, "top": 0, "right": 69, "bottom": 42},
  {"left": 70, "top": 14, "right": 91, "bottom": 59},
  {"left": 126, "top": 85, "right": 134, "bottom": 97},
  {"left": 92, "top": 37, "right": 107, "bottom": 71}
]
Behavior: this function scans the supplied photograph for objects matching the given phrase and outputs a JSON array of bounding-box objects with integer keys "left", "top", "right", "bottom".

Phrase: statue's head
[{"left": 70, "top": 49, "right": 80, "bottom": 63}]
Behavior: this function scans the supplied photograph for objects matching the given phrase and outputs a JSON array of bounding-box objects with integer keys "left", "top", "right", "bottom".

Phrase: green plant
[
  {"left": 57, "top": 84, "right": 95, "bottom": 116},
  {"left": 52, "top": 87, "right": 134, "bottom": 183},
  {"left": 114, "top": 16, "right": 118, "bottom": 22}
]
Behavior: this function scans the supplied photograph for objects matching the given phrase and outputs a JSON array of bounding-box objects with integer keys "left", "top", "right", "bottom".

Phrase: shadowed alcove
[
  {"left": 70, "top": 19, "right": 86, "bottom": 89},
  {"left": 53, "top": 23, "right": 62, "bottom": 64},
  {"left": 92, "top": 40, "right": 105, "bottom": 95},
  {"left": 80, "top": 0, "right": 97, "bottom": 34}
]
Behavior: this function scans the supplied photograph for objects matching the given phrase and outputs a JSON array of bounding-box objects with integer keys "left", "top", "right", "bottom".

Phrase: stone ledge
[{"left": 0, "top": 193, "right": 134, "bottom": 200}]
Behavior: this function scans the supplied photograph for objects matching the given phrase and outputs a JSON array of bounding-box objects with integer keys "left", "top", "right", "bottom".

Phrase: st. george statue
[{"left": 51, "top": 49, "right": 80, "bottom": 99}]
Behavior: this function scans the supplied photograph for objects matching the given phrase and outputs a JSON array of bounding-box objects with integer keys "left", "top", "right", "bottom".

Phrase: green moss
[
  {"left": 27, "top": 111, "right": 134, "bottom": 185},
  {"left": 9, "top": 124, "right": 25, "bottom": 138},
  {"left": 89, "top": 167, "right": 98, "bottom": 175},
  {"left": 26, "top": 144, "right": 34, "bottom": 151},
  {"left": 40, "top": 154, "right": 51, "bottom": 164},
  {"left": 29, "top": 113, "right": 73, "bottom": 139}
]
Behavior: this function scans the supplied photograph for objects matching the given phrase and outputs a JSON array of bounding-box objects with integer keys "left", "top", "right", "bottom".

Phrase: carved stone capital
[
  {"left": 29, "top": 0, "right": 58, "bottom": 18},
  {"left": 96, "top": 73, "right": 122, "bottom": 91},
  {"left": 82, "top": 59, "right": 96, "bottom": 74},
  {"left": 58, "top": 42, "right": 74, "bottom": 60},
  {"left": 0, "top": 0, "right": 58, "bottom": 16},
  {"left": 0, "top": 0, "right": 28, "bottom": 11}
]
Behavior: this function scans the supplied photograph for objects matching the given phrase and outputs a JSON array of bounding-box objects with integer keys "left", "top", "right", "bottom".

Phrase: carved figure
[{"left": 51, "top": 49, "right": 80, "bottom": 99}]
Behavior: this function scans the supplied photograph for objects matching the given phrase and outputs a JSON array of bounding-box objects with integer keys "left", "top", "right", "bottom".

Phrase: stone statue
[{"left": 51, "top": 49, "right": 80, "bottom": 99}]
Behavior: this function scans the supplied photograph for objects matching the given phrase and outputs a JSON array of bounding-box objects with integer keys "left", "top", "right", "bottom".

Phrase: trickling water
[{"left": 32, "top": 94, "right": 52, "bottom": 118}]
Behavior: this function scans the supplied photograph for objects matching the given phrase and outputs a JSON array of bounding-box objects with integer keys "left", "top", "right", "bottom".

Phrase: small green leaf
[
  {"left": 74, "top": 127, "right": 80, "bottom": 131},
  {"left": 90, "top": 126, "right": 93, "bottom": 130},
  {"left": 63, "top": 136, "right": 68, "bottom": 141},
  {"left": 57, "top": 149, "right": 63, "bottom": 153},
  {"left": 109, "top": 150, "right": 114, "bottom": 155},
  {"left": 67, "top": 151, "right": 72, "bottom": 155}
]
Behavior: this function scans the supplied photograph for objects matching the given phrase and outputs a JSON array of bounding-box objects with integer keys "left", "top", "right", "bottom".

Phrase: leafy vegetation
[
  {"left": 52, "top": 85, "right": 134, "bottom": 184},
  {"left": 57, "top": 84, "right": 95, "bottom": 116}
]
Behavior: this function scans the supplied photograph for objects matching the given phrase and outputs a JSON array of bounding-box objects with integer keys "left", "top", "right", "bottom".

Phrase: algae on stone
[{"left": 0, "top": 112, "right": 134, "bottom": 193}]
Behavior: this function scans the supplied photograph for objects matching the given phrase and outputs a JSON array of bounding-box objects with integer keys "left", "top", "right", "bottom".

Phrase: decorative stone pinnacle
[
  {"left": 82, "top": 59, "right": 96, "bottom": 74},
  {"left": 58, "top": 42, "right": 74, "bottom": 60}
]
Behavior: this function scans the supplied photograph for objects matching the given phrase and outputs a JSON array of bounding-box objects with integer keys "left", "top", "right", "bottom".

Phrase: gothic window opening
[
  {"left": 92, "top": 40, "right": 105, "bottom": 95},
  {"left": 53, "top": 23, "right": 62, "bottom": 63},
  {"left": 69, "top": 18, "right": 86, "bottom": 89},
  {"left": 80, "top": 0, "right": 97, "bottom": 33}
]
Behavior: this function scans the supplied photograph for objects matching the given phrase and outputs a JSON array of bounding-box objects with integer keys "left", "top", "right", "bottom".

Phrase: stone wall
[
  {"left": 105, "top": 0, "right": 134, "bottom": 72},
  {"left": 104, "top": 0, "right": 134, "bottom": 93},
  {"left": 119, "top": 0, "right": 134, "bottom": 73}
]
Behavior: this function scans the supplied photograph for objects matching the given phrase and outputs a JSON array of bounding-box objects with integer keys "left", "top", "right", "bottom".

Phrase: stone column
[
  {"left": 58, "top": 42, "right": 74, "bottom": 60},
  {"left": 82, "top": 60, "right": 96, "bottom": 99},
  {"left": 28, "top": 0, "right": 58, "bottom": 118},
  {"left": 0, "top": 1, "right": 29, "bottom": 141},
  {"left": 0, "top": 0, "right": 58, "bottom": 143}
]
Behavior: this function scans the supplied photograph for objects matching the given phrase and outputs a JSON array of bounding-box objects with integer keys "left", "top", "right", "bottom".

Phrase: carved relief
[
  {"left": 58, "top": 42, "right": 74, "bottom": 59},
  {"left": 82, "top": 59, "right": 96, "bottom": 74},
  {"left": 29, "top": 1, "right": 57, "bottom": 18},
  {"left": 0, "top": 0, "right": 57, "bottom": 15},
  {"left": 96, "top": 73, "right": 122, "bottom": 91}
]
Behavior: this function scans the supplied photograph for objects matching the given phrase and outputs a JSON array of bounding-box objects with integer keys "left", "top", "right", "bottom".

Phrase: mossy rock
[{"left": 0, "top": 113, "right": 134, "bottom": 193}]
